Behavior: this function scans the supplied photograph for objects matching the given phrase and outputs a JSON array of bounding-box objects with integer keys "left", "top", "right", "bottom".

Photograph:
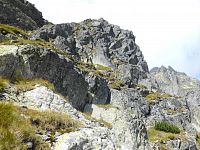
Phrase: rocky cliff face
[
  {"left": 0, "top": 16, "right": 150, "bottom": 149},
  {"left": 0, "top": 0, "right": 46, "bottom": 30},
  {"left": 31, "top": 18, "right": 148, "bottom": 86},
  {"left": 1, "top": 0, "right": 200, "bottom": 150}
]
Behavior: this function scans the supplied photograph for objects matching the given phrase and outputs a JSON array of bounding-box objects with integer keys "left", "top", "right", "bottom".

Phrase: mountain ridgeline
[{"left": 0, "top": 0, "right": 200, "bottom": 150}]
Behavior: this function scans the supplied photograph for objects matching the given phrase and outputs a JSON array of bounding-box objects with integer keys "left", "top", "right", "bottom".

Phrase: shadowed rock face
[
  {"left": 0, "top": 0, "right": 46, "bottom": 30},
  {"left": 0, "top": 45, "right": 89, "bottom": 110},
  {"left": 31, "top": 18, "right": 149, "bottom": 86}
]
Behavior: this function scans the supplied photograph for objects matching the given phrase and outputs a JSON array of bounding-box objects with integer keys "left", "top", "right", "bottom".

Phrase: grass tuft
[
  {"left": 147, "top": 128, "right": 185, "bottom": 144},
  {"left": 95, "top": 64, "right": 112, "bottom": 72},
  {"left": 109, "top": 80, "right": 125, "bottom": 90},
  {"left": 154, "top": 121, "right": 181, "bottom": 134},
  {"left": 0, "top": 24, "right": 28, "bottom": 36},
  {"left": 145, "top": 92, "right": 172, "bottom": 101},
  {"left": 0, "top": 102, "right": 80, "bottom": 149},
  {"left": 14, "top": 78, "right": 55, "bottom": 92},
  {"left": 0, "top": 77, "right": 9, "bottom": 93}
]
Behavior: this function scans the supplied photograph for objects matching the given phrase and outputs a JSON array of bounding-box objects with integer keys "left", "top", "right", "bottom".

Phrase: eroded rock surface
[
  {"left": 0, "top": 45, "right": 88, "bottom": 110},
  {"left": 0, "top": 0, "right": 46, "bottom": 30},
  {"left": 139, "top": 66, "right": 200, "bottom": 96},
  {"left": 31, "top": 18, "right": 149, "bottom": 86}
]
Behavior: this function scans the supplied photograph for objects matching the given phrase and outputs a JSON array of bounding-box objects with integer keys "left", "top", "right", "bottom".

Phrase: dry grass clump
[
  {"left": 109, "top": 80, "right": 125, "bottom": 90},
  {"left": 0, "top": 76, "right": 9, "bottom": 93},
  {"left": 145, "top": 92, "right": 172, "bottom": 101},
  {"left": 0, "top": 102, "right": 80, "bottom": 149},
  {"left": 0, "top": 24, "right": 28, "bottom": 36},
  {"left": 14, "top": 78, "right": 55, "bottom": 92}
]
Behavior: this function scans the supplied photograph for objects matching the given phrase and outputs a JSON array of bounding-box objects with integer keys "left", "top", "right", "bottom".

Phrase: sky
[{"left": 29, "top": 0, "right": 200, "bottom": 78}]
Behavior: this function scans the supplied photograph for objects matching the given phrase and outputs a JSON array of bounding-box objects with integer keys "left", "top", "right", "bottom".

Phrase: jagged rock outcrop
[
  {"left": 0, "top": 0, "right": 46, "bottom": 30},
  {"left": 1, "top": 1, "right": 200, "bottom": 148},
  {"left": 185, "top": 90, "right": 200, "bottom": 132},
  {"left": 0, "top": 45, "right": 89, "bottom": 110},
  {"left": 31, "top": 18, "right": 149, "bottom": 86},
  {"left": 85, "top": 89, "right": 151, "bottom": 150},
  {"left": 139, "top": 66, "right": 200, "bottom": 149},
  {"left": 139, "top": 66, "right": 200, "bottom": 96}
]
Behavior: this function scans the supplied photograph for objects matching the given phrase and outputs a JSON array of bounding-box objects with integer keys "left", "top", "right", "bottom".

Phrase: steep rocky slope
[
  {"left": 0, "top": 0, "right": 46, "bottom": 30},
  {"left": 31, "top": 18, "right": 148, "bottom": 86},
  {"left": 1, "top": 0, "right": 200, "bottom": 149},
  {"left": 139, "top": 66, "right": 200, "bottom": 149},
  {"left": 0, "top": 19, "right": 150, "bottom": 149}
]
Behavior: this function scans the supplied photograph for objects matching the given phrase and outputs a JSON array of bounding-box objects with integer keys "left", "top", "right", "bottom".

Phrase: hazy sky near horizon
[{"left": 29, "top": 0, "right": 200, "bottom": 78}]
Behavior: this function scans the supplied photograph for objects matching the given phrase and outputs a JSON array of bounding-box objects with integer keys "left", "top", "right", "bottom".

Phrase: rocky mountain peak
[
  {"left": 140, "top": 65, "right": 200, "bottom": 96},
  {"left": 0, "top": 0, "right": 46, "bottom": 30},
  {"left": 31, "top": 18, "right": 149, "bottom": 86},
  {"left": 150, "top": 65, "right": 177, "bottom": 74},
  {"left": 1, "top": 1, "right": 200, "bottom": 149}
]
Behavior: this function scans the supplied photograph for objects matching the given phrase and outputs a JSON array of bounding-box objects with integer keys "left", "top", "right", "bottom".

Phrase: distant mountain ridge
[{"left": 139, "top": 65, "right": 200, "bottom": 96}]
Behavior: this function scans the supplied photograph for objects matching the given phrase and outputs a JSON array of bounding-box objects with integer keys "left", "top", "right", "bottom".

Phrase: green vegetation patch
[
  {"left": 154, "top": 121, "right": 181, "bottom": 134},
  {"left": 0, "top": 24, "right": 28, "bottom": 36},
  {"left": 109, "top": 80, "right": 125, "bottom": 90},
  {"left": 95, "top": 64, "right": 112, "bottom": 72},
  {"left": 148, "top": 128, "right": 185, "bottom": 144}
]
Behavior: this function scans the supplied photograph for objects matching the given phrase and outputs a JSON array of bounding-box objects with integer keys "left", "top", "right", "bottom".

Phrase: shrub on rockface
[{"left": 154, "top": 121, "right": 180, "bottom": 134}]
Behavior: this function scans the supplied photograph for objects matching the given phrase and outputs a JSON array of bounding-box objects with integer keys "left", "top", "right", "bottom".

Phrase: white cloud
[{"left": 29, "top": 0, "right": 200, "bottom": 78}]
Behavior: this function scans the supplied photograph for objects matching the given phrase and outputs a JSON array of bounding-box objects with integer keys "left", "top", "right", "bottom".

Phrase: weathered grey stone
[
  {"left": 146, "top": 97, "right": 191, "bottom": 129},
  {"left": 84, "top": 104, "right": 118, "bottom": 124},
  {"left": 0, "top": 0, "right": 46, "bottom": 30},
  {"left": 16, "top": 85, "right": 102, "bottom": 128},
  {"left": 166, "top": 139, "right": 197, "bottom": 150},
  {"left": 185, "top": 90, "right": 200, "bottom": 133},
  {"left": 54, "top": 127, "right": 115, "bottom": 150},
  {"left": 85, "top": 74, "right": 110, "bottom": 104},
  {"left": 32, "top": 18, "right": 149, "bottom": 85},
  {"left": 0, "top": 45, "right": 88, "bottom": 110},
  {"left": 85, "top": 89, "right": 151, "bottom": 150},
  {"left": 139, "top": 66, "right": 200, "bottom": 96}
]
